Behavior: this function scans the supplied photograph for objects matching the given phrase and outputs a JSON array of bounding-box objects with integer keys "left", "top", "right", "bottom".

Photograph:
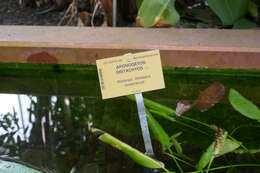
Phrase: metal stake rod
[
  {"left": 112, "top": 0, "right": 117, "bottom": 27},
  {"left": 135, "top": 93, "right": 154, "bottom": 157}
]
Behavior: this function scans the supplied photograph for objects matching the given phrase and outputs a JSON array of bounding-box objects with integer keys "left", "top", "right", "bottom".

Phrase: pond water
[{"left": 0, "top": 63, "right": 259, "bottom": 173}]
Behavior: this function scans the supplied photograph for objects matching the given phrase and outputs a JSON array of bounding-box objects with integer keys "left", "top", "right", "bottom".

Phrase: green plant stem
[
  {"left": 187, "top": 164, "right": 260, "bottom": 173},
  {"left": 149, "top": 109, "right": 176, "bottom": 121},
  {"left": 175, "top": 120, "right": 210, "bottom": 137},
  {"left": 164, "top": 152, "right": 195, "bottom": 168},
  {"left": 181, "top": 116, "right": 212, "bottom": 129},
  {"left": 206, "top": 156, "right": 214, "bottom": 173},
  {"left": 168, "top": 148, "right": 184, "bottom": 173},
  {"left": 150, "top": 109, "right": 210, "bottom": 136},
  {"left": 162, "top": 167, "right": 172, "bottom": 173}
]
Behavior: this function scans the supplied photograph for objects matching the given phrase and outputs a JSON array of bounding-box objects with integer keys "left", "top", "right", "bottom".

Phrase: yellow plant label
[{"left": 96, "top": 50, "right": 165, "bottom": 99}]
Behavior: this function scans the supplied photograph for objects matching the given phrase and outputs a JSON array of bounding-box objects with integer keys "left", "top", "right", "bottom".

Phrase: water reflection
[{"left": 0, "top": 94, "right": 142, "bottom": 173}]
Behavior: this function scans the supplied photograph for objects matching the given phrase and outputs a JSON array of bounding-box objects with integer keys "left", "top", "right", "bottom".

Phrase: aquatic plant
[{"left": 91, "top": 85, "right": 260, "bottom": 172}]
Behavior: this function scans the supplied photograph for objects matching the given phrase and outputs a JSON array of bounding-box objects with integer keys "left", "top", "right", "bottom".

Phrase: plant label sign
[{"left": 96, "top": 50, "right": 165, "bottom": 99}]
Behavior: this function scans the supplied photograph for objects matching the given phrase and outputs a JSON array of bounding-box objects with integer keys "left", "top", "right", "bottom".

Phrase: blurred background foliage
[{"left": 18, "top": 0, "right": 260, "bottom": 28}]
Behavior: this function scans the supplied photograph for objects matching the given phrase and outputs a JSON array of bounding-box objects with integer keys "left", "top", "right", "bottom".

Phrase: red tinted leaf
[{"left": 194, "top": 82, "right": 225, "bottom": 112}]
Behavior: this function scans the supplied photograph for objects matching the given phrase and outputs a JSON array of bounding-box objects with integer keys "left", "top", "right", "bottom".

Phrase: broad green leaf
[
  {"left": 196, "top": 142, "right": 215, "bottom": 170},
  {"left": 146, "top": 110, "right": 171, "bottom": 150},
  {"left": 136, "top": 0, "right": 143, "bottom": 9},
  {"left": 233, "top": 18, "right": 257, "bottom": 29},
  {"left": 216, "top": 139, "right": 241, "bottom": 157},
  {"left": 229, "top": 89, "right": 260, "bottom": 121},
  {"left": 91, "top": 128, "right": 165, "bottom": 169},
  {"left": 206, "top": 0, "right": 249, "bottom": 25},
  {"left": 127, "top": 95, "right": 176, "bottom": 116},
  {"left": 0, "top": 160, "right": 42, "bottom": 173},
  {"left": 137, "top": 0, "right": 180, "bottom": 27}
]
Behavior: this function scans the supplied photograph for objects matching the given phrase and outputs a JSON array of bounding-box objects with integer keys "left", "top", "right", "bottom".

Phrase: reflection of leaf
[
  {"left": 206, "top": 0, "right": 249, "bottom": 25},
  {"left": 137, "top": 0, "right": 180, "bottom": 27},
  {"left": 91, "top": 128, "right": 165, "bottom": 169},
  {"left": 196, "top": 141, "right": 215, "bottom": 170},
  {"left": 229, "top": 88, "right": 260, "bottom": 121}
]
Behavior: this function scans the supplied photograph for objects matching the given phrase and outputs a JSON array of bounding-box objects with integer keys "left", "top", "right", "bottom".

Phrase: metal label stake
[{"left": 135, "top": 93, "right": 154, "bottom": 157}]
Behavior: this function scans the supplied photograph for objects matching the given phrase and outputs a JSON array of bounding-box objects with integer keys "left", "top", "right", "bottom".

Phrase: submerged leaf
[
  {"left": 176, "top": 82, "right": 225, "bottom": 115},
  {"left": 229, "top": 89, "right": 260, "bottom": 121},
  {"left": 196, "top": 142, "right": 215, "bottom": 170},
  {"left": 194, "top": 82, "right": 225, "bottom": 112},
  {"left": 137, "top": 0, "right": 180, "bottom": 27},
  {"left": 146, "top": 110, "right": 171, "bottom": 150},
  {"left": 206, "top": 0, "right": 249, "bottom": 25},
  {"left": 91, "top": 128, "right": 165, "bottom": 169}
]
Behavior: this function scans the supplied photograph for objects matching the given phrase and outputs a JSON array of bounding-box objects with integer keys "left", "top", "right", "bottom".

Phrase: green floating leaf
[
  {"left": 0, "top": 160, "right": 42, "bottom": 173},
  {"left": 206, "top": 0, "right": 249, "bottom": 25},
  {"left": 196, "top": 142, "right": 215, "bottom": 170},
  {"left": 127, "top": 95, "right": 175, "bottom": 116},
  {"left": 233, "top": 18, "right": 257, "bottom": 29},
  {"left": 91, "top": 128, "right": 165, "bottom": 169},
  {"left": 229, "top": 89, "right": 260, "bottom": 121},
  {"left": 146, "top": 110, "right": 171, "bottom": 150},
  {"left": 217, "top": 139, "right": 241, "bottom": 157},
  {"left": 137, "top": 0, "right": 180, "bottom": 27}
]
